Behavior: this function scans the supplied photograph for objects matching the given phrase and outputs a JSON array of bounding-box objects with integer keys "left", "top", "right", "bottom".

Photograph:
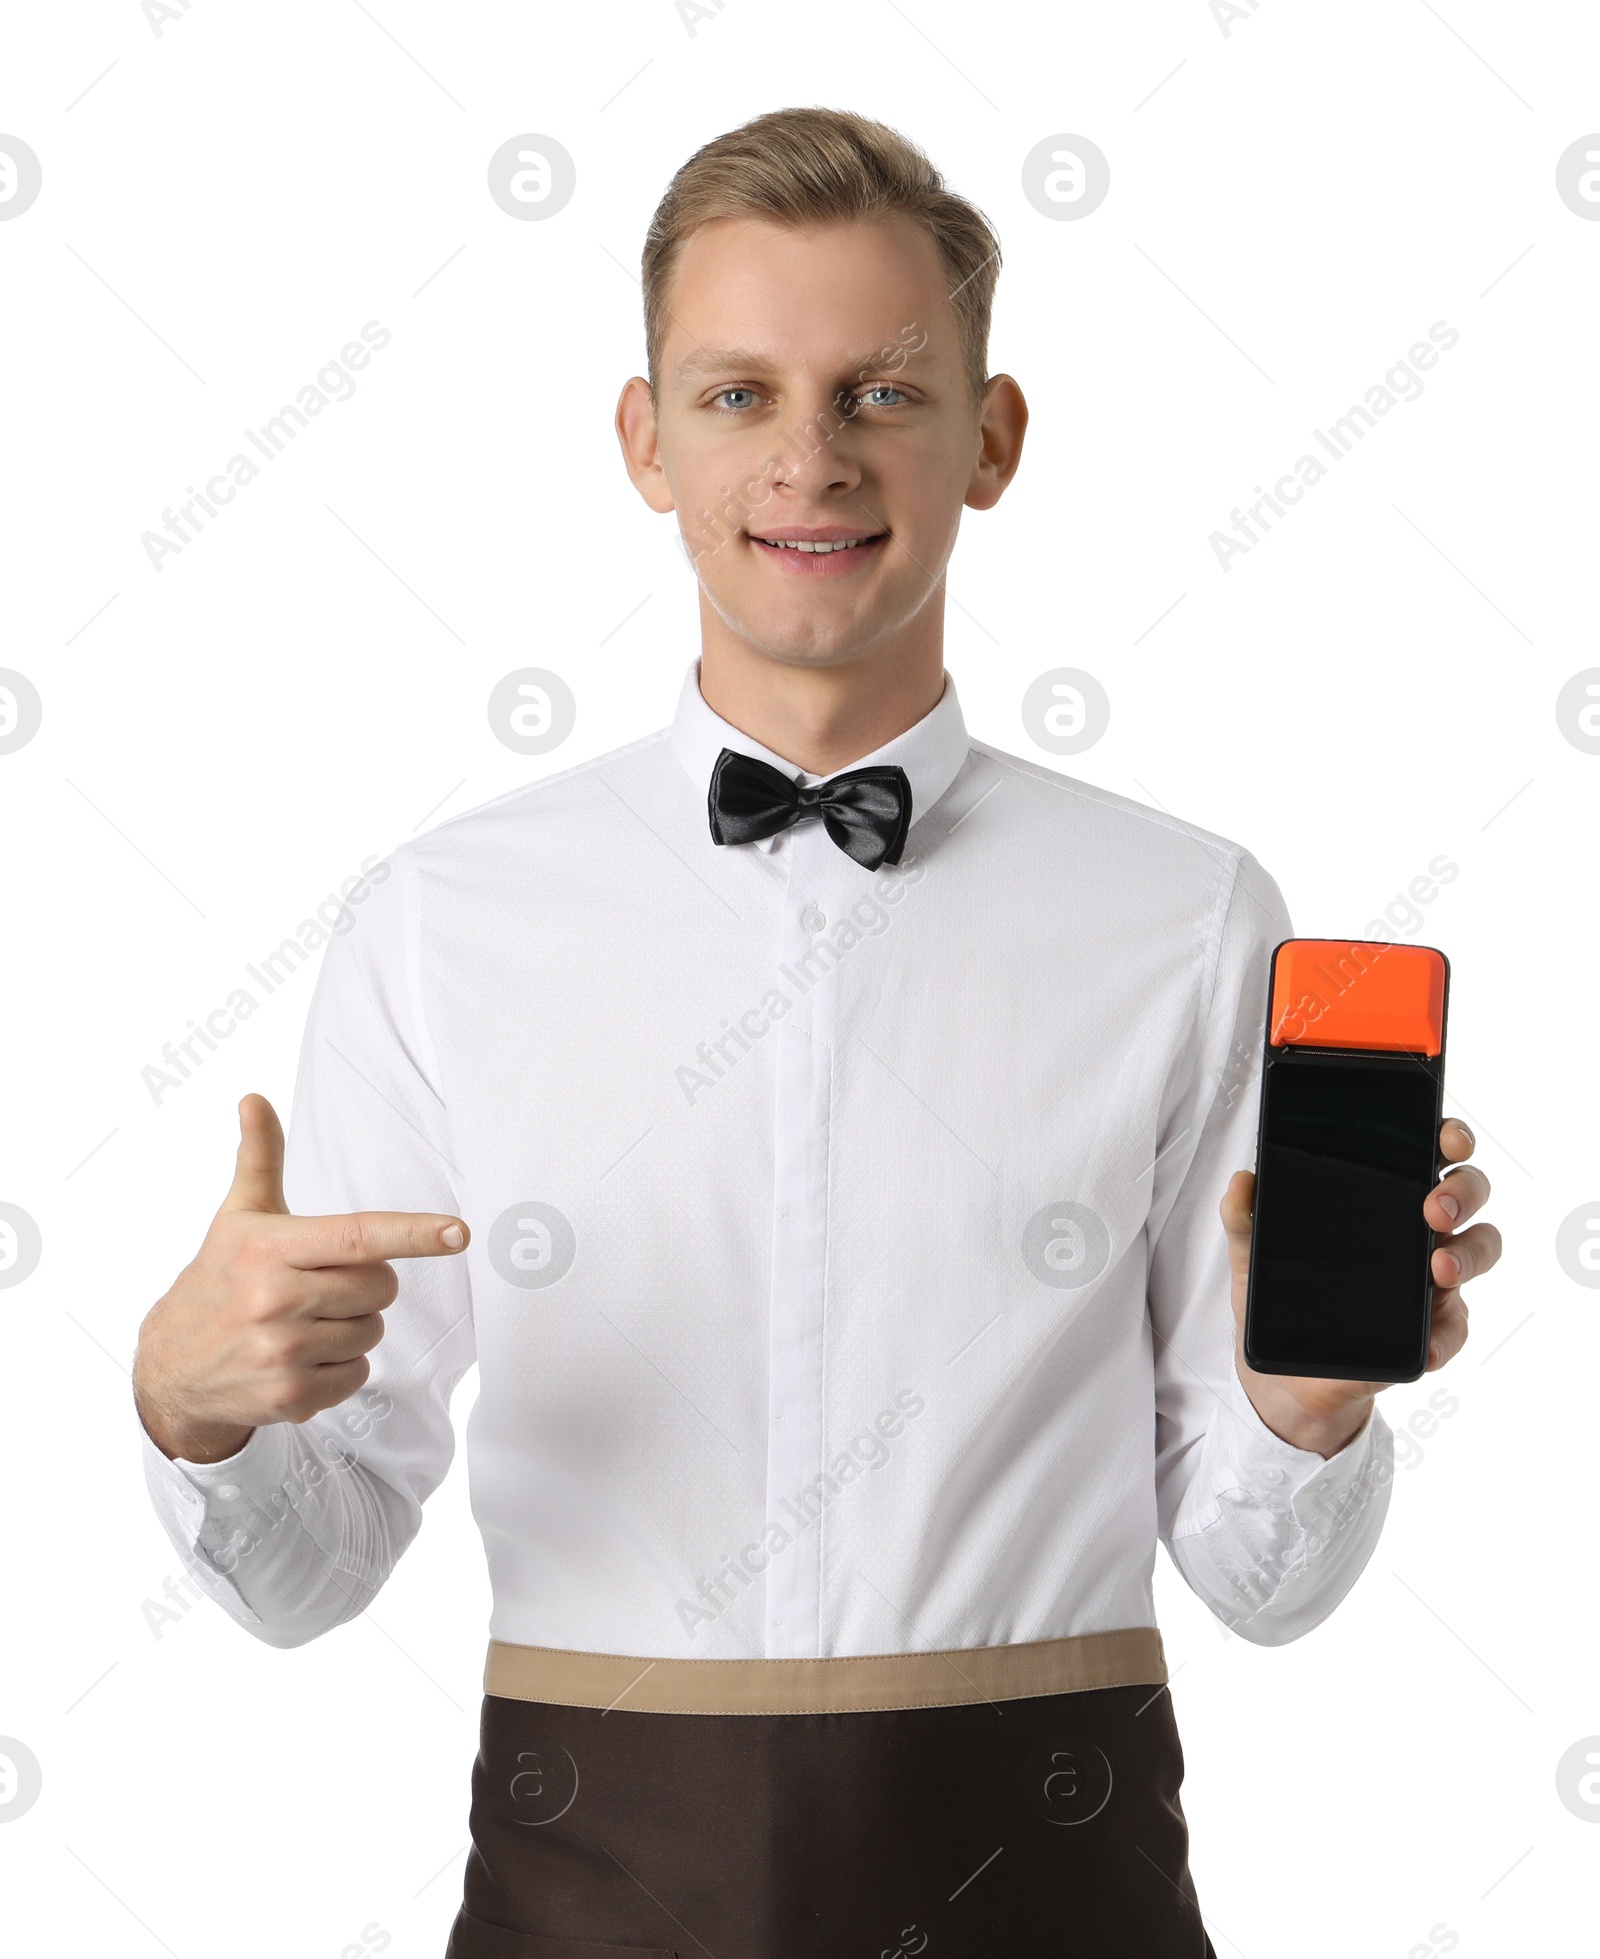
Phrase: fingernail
[
  {"left": 1442, "top": 1250, "right": 1461, "bottom": 1279},
  {"left": 1438, "top": 1192, "right": 1460, "bottom": 1220},
  {"left": 1456, "top": 1123, "right": 1474, "bottom": 1149},
  {"left": 441, "top": 1224, "right": 465, "bottom": 1249}
]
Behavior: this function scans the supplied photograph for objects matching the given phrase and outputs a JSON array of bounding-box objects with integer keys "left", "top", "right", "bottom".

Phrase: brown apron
[{"left": 444, "top": 1633, "right": 1215, "bottom": 1958}]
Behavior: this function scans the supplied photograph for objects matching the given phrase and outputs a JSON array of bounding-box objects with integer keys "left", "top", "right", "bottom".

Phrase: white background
[{"left": 2, "top": 1, "right": 1597, "bottom": 1953}]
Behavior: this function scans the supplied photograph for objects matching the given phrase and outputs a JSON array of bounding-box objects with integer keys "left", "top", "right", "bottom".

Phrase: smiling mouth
[
  {"left": 747, "top": 530, "right": 889, "bottom": 568},
  {"left": 753, "top": 535, "right": 880, "bottom": 553}
]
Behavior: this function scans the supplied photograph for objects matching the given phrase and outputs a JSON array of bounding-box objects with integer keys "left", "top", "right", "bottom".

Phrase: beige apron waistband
[{"left": 484, "top": 1626, "right": 1166, "bottom": 1715}]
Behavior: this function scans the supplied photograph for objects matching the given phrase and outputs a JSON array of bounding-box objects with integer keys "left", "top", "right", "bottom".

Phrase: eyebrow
[{"left": 672, "top": 343, "right": 941, "bottom": 385}]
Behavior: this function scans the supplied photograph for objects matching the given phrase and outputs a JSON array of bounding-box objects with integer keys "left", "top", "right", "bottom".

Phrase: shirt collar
[{"left": 669, "top": 659, "right": 971, "bottom": 853}]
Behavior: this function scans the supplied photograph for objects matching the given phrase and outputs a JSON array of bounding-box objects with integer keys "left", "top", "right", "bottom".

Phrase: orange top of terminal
[{"left": 1268, "top": 940, "right": 1446, "bottom": 1056}]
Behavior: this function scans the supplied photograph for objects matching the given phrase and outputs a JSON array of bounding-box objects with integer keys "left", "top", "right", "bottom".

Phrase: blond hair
[{"left": 641, "top": 107, "right": 1001, "bottom": 407}]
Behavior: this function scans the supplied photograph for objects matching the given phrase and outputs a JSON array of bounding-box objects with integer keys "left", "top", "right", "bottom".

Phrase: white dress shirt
[{"left": 141, "top": 661, "right": 1393, "bottom": 1659}]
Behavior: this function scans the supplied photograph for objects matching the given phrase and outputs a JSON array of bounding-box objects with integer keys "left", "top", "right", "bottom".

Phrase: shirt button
[
  {"left": 1261, "top": 1465, "right": 1285, "bottom": 1486},
  {"left": 216, "top": 1484, "right": 240, "bottom": 1500},
  {"left": 800, "top": 906, "right": 826, "bottom": 932}
]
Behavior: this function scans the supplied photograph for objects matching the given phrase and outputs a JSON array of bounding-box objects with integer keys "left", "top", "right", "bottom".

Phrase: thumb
[
  {"left": 1220, "top": 1169, "right": 1255, "bottom": 1331},
  {"left": 220, "top": 1093, "right": 289, "bottom": 1216},
  {"left": 1219, "top": 1169, "right": 1255, "bottom": 1246}
]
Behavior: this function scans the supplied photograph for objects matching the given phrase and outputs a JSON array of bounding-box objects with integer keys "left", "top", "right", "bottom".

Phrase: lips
[
  {"left": 750, "top": 529, "right": 882, "bottom": 552},
  {"left": 746, "top": 528, "right": 888, "bottom": 572}
]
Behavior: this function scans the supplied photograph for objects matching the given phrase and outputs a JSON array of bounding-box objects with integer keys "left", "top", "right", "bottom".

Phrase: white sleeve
[
  {"left": 1147, "top": 847, "right": 1394, "bottom": 1646},
  {"left": 137, "top": 846, "right": 475, "bottom": 1648}
]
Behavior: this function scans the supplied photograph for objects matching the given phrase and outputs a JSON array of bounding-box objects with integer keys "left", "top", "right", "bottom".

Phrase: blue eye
[
  {"left": 858, "top": 385, "right": 906, "bottom": 408},
  {"left": 712, "top": 388, "right": 759, "bottom": 411}
]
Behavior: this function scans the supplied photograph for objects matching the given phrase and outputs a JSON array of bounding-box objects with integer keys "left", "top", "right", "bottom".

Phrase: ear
[
  {"left": 964, "top": 374, "right": 1029, "bottom": 513},
  {"left": 615, "top": 375, "right": 677, "bottom": 515}
]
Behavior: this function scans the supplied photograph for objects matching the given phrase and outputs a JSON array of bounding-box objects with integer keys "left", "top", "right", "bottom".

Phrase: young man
[{"left": 134, "top": 109, "right": 1500, "bottom": 1955}]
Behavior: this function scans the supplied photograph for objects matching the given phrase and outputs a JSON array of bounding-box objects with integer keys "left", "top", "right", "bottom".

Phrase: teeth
[{"left": 759, "top": 536, "right": 870, "bottom": 552}]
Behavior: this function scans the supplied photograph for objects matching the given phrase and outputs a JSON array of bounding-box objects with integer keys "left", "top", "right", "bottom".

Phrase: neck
[{"left": 695, "top": 605, "right": 947, "bottom": 777}]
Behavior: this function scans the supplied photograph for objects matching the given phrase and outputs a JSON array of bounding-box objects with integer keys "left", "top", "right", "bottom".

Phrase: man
[{"left": 134, "top": 107, "right": 1500, "bottom": 1955}]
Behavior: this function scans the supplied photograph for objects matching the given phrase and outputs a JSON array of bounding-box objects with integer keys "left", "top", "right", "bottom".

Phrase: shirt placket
[{"left": 763, "top": 819, "right": 838, "bottom": 1658}]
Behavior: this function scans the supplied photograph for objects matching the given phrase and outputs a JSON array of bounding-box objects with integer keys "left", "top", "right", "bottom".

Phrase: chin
[
  {"left": 734, "top": 621, "right": 890, "bottom": 670},
  {"left": 701, "top": 591, "right": 887, "bottom": 669}
]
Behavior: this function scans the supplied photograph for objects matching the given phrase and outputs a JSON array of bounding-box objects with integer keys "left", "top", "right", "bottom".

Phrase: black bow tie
[{"left": 707, "top": 747, "right": 912, "bottom": 871}]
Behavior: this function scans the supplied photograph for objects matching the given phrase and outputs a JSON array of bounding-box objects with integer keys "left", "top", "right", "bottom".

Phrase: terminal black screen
[{"left": 1247, "top": 1053, "right": 1440, "bottom": 1381}]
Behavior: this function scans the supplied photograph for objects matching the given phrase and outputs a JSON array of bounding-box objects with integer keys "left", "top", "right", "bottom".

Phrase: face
[{"left": 616, "top": 214, "right": 1026, "bottom": 672}]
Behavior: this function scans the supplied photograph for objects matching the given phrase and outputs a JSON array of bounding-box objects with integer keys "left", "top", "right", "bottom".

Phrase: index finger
[{"left": 277, "top": 1211, "right": 470, "bottom": 1269}]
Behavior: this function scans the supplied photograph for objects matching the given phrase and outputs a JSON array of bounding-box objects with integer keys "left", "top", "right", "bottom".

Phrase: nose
[{"left": 760, "top": 391, "right": 865, "bottom": 501}]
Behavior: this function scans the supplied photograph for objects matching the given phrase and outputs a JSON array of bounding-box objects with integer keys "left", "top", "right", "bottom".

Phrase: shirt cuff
[
  {"left": 138, "top": 1420, "right": 291, "bottom": 1627},
  {"left": 1223, "top": 1359, "right": 1384, "bottom": 1526},
  {"left": 139, "top": 1418, "right": 291, "bottom": 1535},
  {"left": 166, "top": 1421, "right": 289, "bottom": 1501}
]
